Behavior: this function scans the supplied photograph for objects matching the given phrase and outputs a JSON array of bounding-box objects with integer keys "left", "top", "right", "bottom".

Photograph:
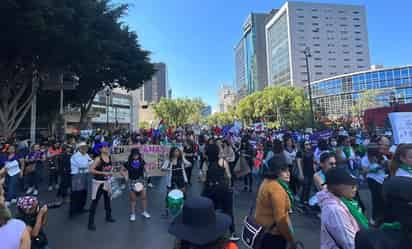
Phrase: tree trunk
[
  {"left": 0, "top": 82, "right": 34, "bottom": 139},
  {"left": 79, "top": 90, "right": 97, "bottom": 129}
]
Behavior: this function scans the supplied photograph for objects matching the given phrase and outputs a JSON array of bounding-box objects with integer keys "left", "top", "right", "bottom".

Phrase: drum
[
  {"left": 133, "top": 182, "right": 144, "bottom": 193},
  {"left": 167, "top": 189, "right": 184, "bottom": 216}
]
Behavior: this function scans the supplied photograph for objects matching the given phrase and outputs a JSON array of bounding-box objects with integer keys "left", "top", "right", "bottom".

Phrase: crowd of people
[{"left": 0, "top": 125, "right": 412, "bottom": 249}]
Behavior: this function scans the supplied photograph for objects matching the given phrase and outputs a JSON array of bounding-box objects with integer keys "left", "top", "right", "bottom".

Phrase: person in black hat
[
  {"left": 168, "top": 196, "right": 237, "bottom": 249},
  {"left": 317, "top": 167, "right": 366, "bottom": 249},
  {"left": 355, "top": 176, "right": 412, "bottom": 249}
]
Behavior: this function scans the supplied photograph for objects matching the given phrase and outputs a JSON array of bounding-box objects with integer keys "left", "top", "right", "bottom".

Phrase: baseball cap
[{"left": 326, "top": 167, "right": 357, "bottom": 186}]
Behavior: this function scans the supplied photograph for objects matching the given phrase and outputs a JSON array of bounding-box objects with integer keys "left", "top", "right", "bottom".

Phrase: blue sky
[{"left": 120, "top": 0, "right": 412, "bottom": 111}]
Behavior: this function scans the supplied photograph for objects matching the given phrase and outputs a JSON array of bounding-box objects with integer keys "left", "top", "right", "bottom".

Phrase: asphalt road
[{"left": 21, "top": 171, "right": 322, "bottom": 249}]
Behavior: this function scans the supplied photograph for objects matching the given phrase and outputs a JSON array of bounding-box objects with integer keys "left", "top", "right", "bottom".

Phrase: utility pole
[
  {"left": 30, "top": 73, "right": 39, "bottom": 144},
  {"left": 303, "top": 47, "right": 315, "bottom": 128}
]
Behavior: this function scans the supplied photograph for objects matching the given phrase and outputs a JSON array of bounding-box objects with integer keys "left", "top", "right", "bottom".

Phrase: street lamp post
[
  {"left": 105, "top": 86, "right": 111, "bottom": 131},
  {"left": 303, "top": 47, "right": 315, "bottom": 128}
]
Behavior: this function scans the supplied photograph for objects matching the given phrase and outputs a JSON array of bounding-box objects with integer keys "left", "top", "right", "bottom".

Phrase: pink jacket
[{"left": 316, "top": 190, "right": 360, "bottom": 249}]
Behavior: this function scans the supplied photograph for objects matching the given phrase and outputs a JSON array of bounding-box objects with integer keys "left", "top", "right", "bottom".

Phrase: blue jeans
[{"left": 6, "top": 174, "right": 20, "bottom": 201}]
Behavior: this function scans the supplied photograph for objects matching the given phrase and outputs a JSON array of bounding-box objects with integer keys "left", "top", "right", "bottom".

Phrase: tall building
[
  {"left": 310, "top": 65, "right": 412, "bottom": 118},
  {"left": 266, "top": 1, "right": 370, "bottom": 87},
  {"left": 218, "top": 85, "right": 236, "bottom": 113},
  {"left": 235, "top": 12, "right": 274, "bottom": 94},
  {"left": 142, "top": 63, "right": 167, "bottom": 103}
]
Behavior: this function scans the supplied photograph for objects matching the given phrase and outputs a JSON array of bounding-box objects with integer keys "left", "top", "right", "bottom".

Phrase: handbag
[
  {"left": 234, "top": 156, "right": 251, "bottom": 178},
  {"left": 241, "top": 206, "right": 276, "bottom": 249}
]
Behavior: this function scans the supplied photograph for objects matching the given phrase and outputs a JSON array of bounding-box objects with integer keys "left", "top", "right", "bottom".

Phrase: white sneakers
[
  {"left": 130, "top": 211, "right": 151, "bottom": 221},
  {"left": 141, "top": 211, "right": 151, "bottom": 219}
]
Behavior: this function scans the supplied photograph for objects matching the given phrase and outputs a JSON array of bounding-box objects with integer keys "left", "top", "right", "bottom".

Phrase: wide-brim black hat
[{"left": 168, "top": 197, "right": 231, "bottom": 246}]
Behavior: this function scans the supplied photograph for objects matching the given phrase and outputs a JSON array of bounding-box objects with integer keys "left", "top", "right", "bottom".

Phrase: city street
[{"left": 40, "top": 175, "right": 321, "bottom": 249}]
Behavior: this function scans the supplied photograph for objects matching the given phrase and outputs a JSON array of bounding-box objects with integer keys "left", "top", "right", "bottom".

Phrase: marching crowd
[{"left": 0, "top": 126, "right": 412, "bottom": 249}]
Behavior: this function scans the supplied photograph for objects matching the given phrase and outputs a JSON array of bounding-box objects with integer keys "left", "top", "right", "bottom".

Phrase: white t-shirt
[
  {"left": 5, "top": 160, "right": 20, "bottom": 177},
  {"left": 70, "top": 152, "right": 93, "bottom": 175},
  {"left": 361, "top": 155, "right": 387, "bottom": 184},
  {"left": 283, "top": 149, "right": 297, "bottom": 166}
]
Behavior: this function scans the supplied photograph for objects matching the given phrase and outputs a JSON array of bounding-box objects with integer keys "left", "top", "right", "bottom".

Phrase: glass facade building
[
  {"left": 310, "top": 65, "right": 412, "bottom": 118},
  {"left": 267, "top": 13, "right": 291, "bottom": 86}
]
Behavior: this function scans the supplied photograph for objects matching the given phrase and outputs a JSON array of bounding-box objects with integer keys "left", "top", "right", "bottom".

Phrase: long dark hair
[
  {"left": 128, "top": 148, "right": 142, "bottom": 164},
  {"left": 169, "top": 147, "right": 183, "bottom": 163}
]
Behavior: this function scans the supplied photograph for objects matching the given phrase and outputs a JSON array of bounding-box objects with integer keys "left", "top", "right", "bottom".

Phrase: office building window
[
  {"left": 356, "top": 51, "right": 363, "bottom": 55},
  {"left": 298, "top": 29, "right": 304, "bottom": 32},
  {"left": 314, "top": 44, "right": 320, "bottom": 47},
  {"left": 343, "top": 51, "right": 350, "bottom": 54},
  {"left": 341, "top": 37, "right": 349, "bottom": 41},
  {"left": 355, "top": 31, "right": 361, "bottom": 34},
  {"left": 312, "top": 8, "right": 318, "bottom": 12},
  {"left": 298, "top": 15, "right": 305, "bottom": 18},
  {"left": 353, "top": 11, "right": 360, "bottom": 14},
  {"left": 315, "top": 72, "right": 323, "bottom": 75},
  {"left": 312, "top": 23, "right": 319, "bottom": 26},
  {"left": 298, "top": 22, "right": 304, "bottom": 25},
  {"left": 341, "top": 31, "right": 348, "bottom": 34},
  {"left": 354, "top": 24, "right": 361, "bottom": 28},
  {"left": 342, "top": 44, "right": 349, "bottom": 48},
  {"left": 356, "top": 45, "right": 363, "bottom": 48},
  {"left": 313, "top": 36, "right": 320, "bottom": 40},
  {"left": 328, "top": 44, "right": 335, "bottom": 47},
  {"left": 338, "top": 10, "right": 345, "bottom": 14},
  {"left": 344, "top": 65, "right": 351, "bottom": 68},
  {"left": 314, "top": 65, "right": 322, "bottom": 68},
  {"left": 314, "top": 58, "right": 322, "bottom": 61},
  {"left": 357, "top": 59, "right": 364, "bottom": 62},
  {"left": 328, "top": 58, "right": 336, "bottom": 61},
  {"left": 329, "top": 65, "right": 337, "bottom": 68},
  {"left": 355, "top": 38, "right": 362, "bottom": 41},
  {"left": 353, "top": 17, "right": 360, "bottom": 21},
  {"left": 314, "top": 50, "right": 321, "bottom": 54},
  {"left": 340, "top": 24, "right": 348, "bottom": 27},
  {"left": 344, "top": 58, "right": 351, "bottom": 62},
  {"left": 312, "top": 16, "right": 319, "bottom": 19},
  {"left": 340, "top": 17, "right": 348, "bottom": 20}
]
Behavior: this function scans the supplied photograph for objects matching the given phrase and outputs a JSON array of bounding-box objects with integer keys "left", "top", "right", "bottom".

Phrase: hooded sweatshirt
[{"left": 316, "top": 190, "right": 360, "bottom": 249}]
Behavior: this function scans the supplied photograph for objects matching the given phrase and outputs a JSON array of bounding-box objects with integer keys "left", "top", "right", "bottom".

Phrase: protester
[
  {"left": 24, "top": 144, "right": 45, "bottom": 196},
  {"left": 0, "top": 201, "right": 31, "bottom": 249},
  {"left": 168, "top": 197, "right": 237, "bottom": 249},
  {"left": 183, "top": 135, "right": 196, "bottom": 185},
  {"left": 317, "top": 167, "right": 366, "bottom": 249},
  {"left": 203, "top": 138, "right": 239, "bottom": 241},
  {"left": 283, "top": 136, "right": 299, "bottom": 197},
  {"left": 69, "top": 142, "right": 91, "bottom": 218},
  {"left": 336, "top": 135, "right": 355, "bottom": 169},
  {"left": 121, "top": 148, "right": 151, "bottom": 221},
  {"left": 56, "top": 145, "right": 73, "bottom": 203},
  {"left": 239, "top": 137, "right": 254, "bottom": 192},
  {"left": 218, "top": 139, "right": 235, "bottom": 186},
  {"left": 313, "top": 152, "right": 337, "bottom": 191},
  {"left": 297, "top": 141, "right": 314, "bottom": 204},
  {"left": 255, "top": 154, "right": 297, "bottom": 249},
  {"left": 16, "top": 196, "right": 49, "bottom": 249},
  {"left": 162, "top": 147, "right": 191, "bottom": 217},
  {"left": 314, "top": 139, "right": 330, "bottom": 166},
  {"left": 46, "top": 142, "right": 62, "bottom": 191},
  {"left": 88, "top": 141, "right": 116, "bottom": 230},
  {"left": 361, "top": 143, "right": 387, "bottom": 224},
  {"left": 355, "top": 176, "right": 412, "bottom": 249},
  {"left": 389, "top": 144, "right": 412, "bottom": 177},
  {"left": 3, "top": 145, "right": 25, "bottom": 206}
]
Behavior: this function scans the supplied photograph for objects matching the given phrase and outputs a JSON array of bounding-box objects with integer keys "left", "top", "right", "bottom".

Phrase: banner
[
  {"left": 111, "top": 144, "right": 171, "bottom": 177},
  {"left": 309, "top": 130, "right": 333, "bottom": 146},
  {"left": 389, "top": 112, "right": 412, "bottom": 144}
]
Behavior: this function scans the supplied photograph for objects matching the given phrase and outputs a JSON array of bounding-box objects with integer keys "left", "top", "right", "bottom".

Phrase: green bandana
[
  {"left": 341, "top": 198, "right": 369, "bottom": 229},
  {"left": 380, "top": 222, "right": 401, "bottom": 230},
  {"left": 399, "top": 163, "right": 412, "bottom": 174},
  {"left": 343, "top": 146, "right": 352, "bottom": 159},
  {"left": 277, "top": 179, "right": 294, "bottom": 208}
]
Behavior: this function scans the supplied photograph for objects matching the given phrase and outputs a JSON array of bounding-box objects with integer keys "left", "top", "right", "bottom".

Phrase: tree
[
  {"left": 0, "top": 0, "right": 155, "bottom": 137},
  {"left": 205, "top": 108, "right": 236, "bottom": 126},
  {"left": 236, "top": 86, "right": 311, "bottom": 129},
  {"left": 351, "top": 89, "right": 382, "bottom": 117},
  {"left": 153, "top": 98, "right": 206, "bottom": 127}
]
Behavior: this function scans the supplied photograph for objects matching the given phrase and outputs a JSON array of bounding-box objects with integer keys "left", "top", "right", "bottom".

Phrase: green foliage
[
  {"left": 236, "top": 86, "right": 311, "bottom": 129},
  {"left": 351, "top": 89, "right": 382, "bottom": 117},
  {"left": 139, "top": 121, "right": 150, "bottom": 129},
  {"left": 205, "top": 109, "right": 236, "bottom": 126},
  {"left": 153, "top": 98, "right": 206, "bottom": 127}
]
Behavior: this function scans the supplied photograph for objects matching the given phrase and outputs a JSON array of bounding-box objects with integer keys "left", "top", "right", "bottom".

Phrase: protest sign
[
  {"left": 389, "top": 112, "right": 412, "bottom": 144},
  {"left": 140, "top": 145, "right": 170, "bottom": 177},
  {"left": 309, "top": 130, "right": 333, "bottom": 146}
]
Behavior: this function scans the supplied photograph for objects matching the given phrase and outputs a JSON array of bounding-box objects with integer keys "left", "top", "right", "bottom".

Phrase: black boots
[{"left": 105, "top": 212, "right": 116, "bottom": 223}]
